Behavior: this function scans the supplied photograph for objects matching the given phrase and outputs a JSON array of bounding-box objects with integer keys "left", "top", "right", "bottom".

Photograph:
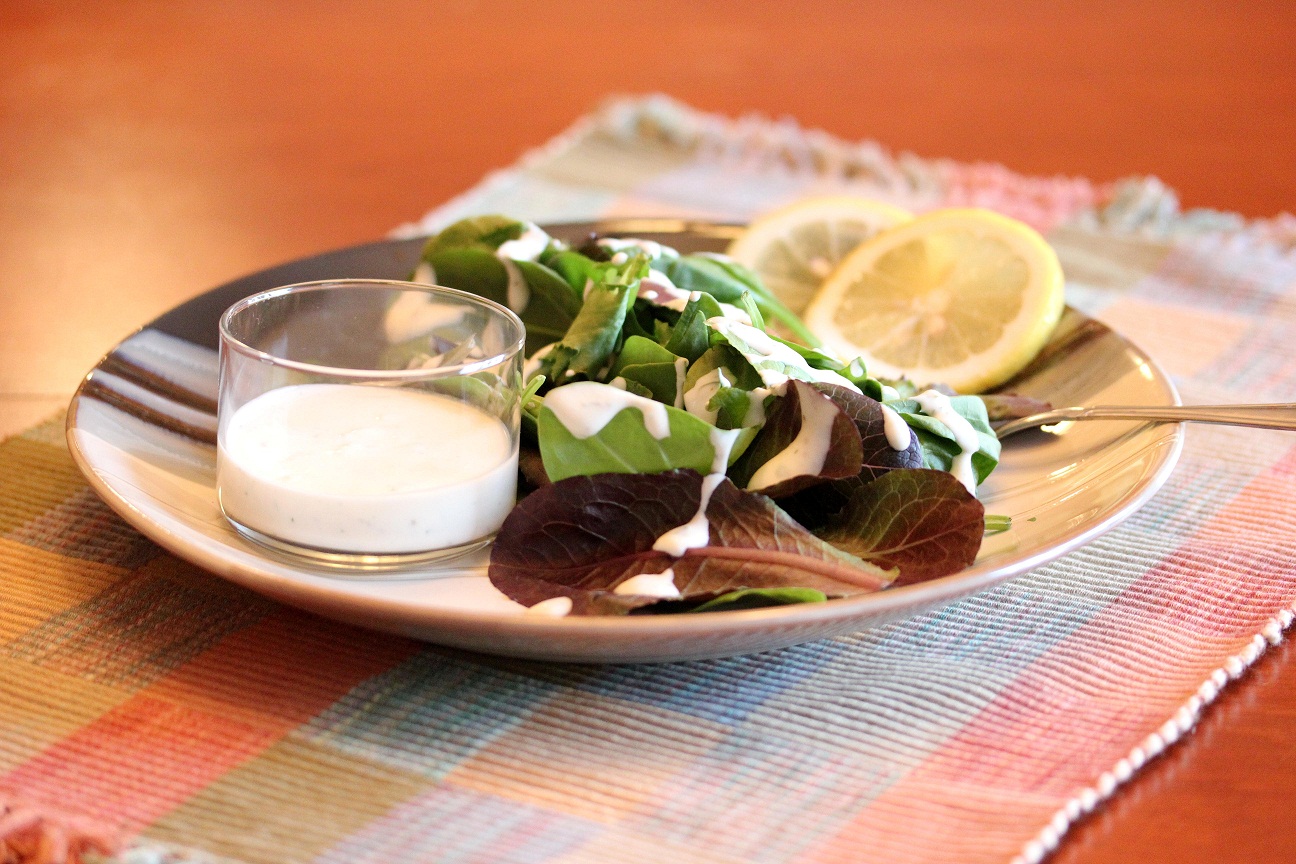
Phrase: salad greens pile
[{"left": 413, "top": 215, "right": 1012, "bottom": 617}]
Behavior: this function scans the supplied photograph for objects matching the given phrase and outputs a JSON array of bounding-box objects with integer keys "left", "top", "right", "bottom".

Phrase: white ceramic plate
[{"left": 66, "top": 220, "right": 1183, "bottom": 663}]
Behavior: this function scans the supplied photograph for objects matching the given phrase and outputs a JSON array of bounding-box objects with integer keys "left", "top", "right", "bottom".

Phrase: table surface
[{"left": 2, "top": 2, "right": 1294, "bottom": 861}]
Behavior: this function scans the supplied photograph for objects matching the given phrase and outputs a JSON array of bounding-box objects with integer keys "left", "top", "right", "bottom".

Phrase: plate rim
[{"left": 63, "top": 221, "right": 1186, "bottom": 650}]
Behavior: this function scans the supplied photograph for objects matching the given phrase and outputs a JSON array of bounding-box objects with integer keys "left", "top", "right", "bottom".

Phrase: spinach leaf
[
  {"left": 683, "top": 344, "right": 763, "bottom": 392},
  {"left": 707, "top": 385, "right": 766, "bottom": 430},
  {"left": 679, "top": 345, "right": 767, "bottom": 428},
  {"left": 424, "top": 215, "right": 527, "bottom": 254},
  {"left": 541, "top": 248, "right": 598, "bottom": 294},
  {"left": 489, "top": 470, "right": 895, "bottom": 615},
  {"left": 424, "top": 246, "right": 509, "bottom": 306},
  {"left": 611, "top": 334, "right": 678, "bottom": 369},
  {"left": 513, "top": 260, "right": 583, "bottom": 354},
  {"left": 816, "top": 469, "right": 984, "bottom": 586},
  {"left": 662, "top": 254, "right": 749, "bottom": 303},
  {"left": 609, "top": 336, "right": 686, "bottom": 405},
  {"left": 706, "top": 317, "right": 858, "bottom": 392},
  {"left": 680, "top": 252, "right": 822, "bottom": 346},
  {"left": 540, "top": 281, "right": 636, "bottom": 381},
  {"left": 538, "top": 386, "right": 721, "bottom": 481},
  {"left": 887, "top": 395, "right": 1001, "bottom": 485},
  {"left": 420, "top": 242, "right": 579, "bottom": 356},
  {"left": 613, "top": 378, "right": 656, "bottom": 399},
  {"left": 767, "top": 333, "right": 845, "bottom": 371},
  {"left": 664, "top": 291, "right": 726, "bottom": 362}
]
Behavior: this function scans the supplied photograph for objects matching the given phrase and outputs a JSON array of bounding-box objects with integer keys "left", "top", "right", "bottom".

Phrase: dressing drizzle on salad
[{"left": 411, "top": 215, "right": 1007, "bottom": 617}]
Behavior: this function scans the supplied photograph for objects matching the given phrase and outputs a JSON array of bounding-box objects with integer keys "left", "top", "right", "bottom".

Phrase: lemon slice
[
  {"left": 802, "top": 208, "right": 1064, "bottom": 393},
  {"left": 727, "top": 196, "right": 913, "bottom": 315}
]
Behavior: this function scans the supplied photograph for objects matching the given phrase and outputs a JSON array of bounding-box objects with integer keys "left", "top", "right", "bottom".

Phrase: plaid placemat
[{"left": 4, "top": 95, "right": 1295, "bottom": 864}]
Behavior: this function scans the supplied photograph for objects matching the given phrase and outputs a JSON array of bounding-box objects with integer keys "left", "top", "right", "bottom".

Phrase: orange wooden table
[{"left": 2, "top": 2, "right": 1294, "bottom": 861}]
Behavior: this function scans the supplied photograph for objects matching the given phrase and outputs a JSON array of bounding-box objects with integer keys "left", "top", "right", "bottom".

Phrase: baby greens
[{"left": 411, "top": 216, "right": 1030, "bottom": 617}]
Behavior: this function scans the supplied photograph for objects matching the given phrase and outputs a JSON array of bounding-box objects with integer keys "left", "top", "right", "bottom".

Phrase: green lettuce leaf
[
  {"left": 489, "top": 469, "right": 895, "bottom": 615},
  {"left": 886, "top": 395, "right": 1001, "bottom": 485},
  {"left": 538, "top": 391, "right": 722, "bottom": 481}
]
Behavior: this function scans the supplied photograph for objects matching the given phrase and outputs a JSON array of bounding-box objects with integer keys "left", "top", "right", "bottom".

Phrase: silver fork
[{"left": 996, "top": 403, "right": 1296, "bottom": 439}]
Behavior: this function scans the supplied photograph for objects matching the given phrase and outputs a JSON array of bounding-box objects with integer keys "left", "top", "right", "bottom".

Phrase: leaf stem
[{"left": 681, "top": 546, "right": 893, "bottom": 591}]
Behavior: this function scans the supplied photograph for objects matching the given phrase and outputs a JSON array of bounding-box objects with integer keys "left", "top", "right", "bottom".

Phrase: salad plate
[{"left": 66, "top": 219, "right": 1183, "bottom": 663}]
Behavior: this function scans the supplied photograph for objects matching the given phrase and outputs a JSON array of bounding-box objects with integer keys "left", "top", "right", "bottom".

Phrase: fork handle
[{"left": 1002, "top": 403, "right": 1296, "bottom": 438}]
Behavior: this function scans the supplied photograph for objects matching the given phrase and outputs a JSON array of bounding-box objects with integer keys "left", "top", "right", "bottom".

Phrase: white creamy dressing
[
  {"left": 879, "top": 403, "right": 912, "bottom": 451},
  {"left": 495, "top": 223, "right": 551, "bottom": 314},
  {"left": 746, "top": 387, "right": 840, "bottom": 491},
  {"left": 543, "top": 381, "right": 672, "bottom": 440},
  {"left": 217, "top": 384, "right": 516, "bottom": 553},
  {"left": 681, "top": 367, "right": 772, "bottom": 427},
  {"left": 524, "top": 596, "right": 573, "bottom": 617},
  {"left": 651, "top": 427, "right": 742, "bottom": 557},
  {"left": 636, "top": 271, "right": 692, "bottom": 311},
  {"left": 682, "top": 367, "right": 730, "bottom": 425},
  {"left": 740, "top": 389, "right": 771, "bottom": 427},
  {"left": 703, "top": 318, "right": 860, "bottom": 393},
  {"left": 716, "top": 302, "right": 753, "bottom": 325},
  {"left": 880, "top": 384, "right": 901, "bottom": 402},
  {"left": 913, "top": 389, "right": 981, "bottom": 494},
  {"left": 634, "top": 273, "right": 752, "bottom": 324},
  {"left": 610, "top": 252, "right": 628, "bottom": 265},
  {"left": 598, "top": 237, "right": 672, "bottom": 260},
  {"left": 614, "top": 567, "right": 680, "bottom": 598},
  {"left": 410, "top": 261, "right": 437, "bottom": 286},
  {"left": 383, "top": 290, "right": 466, "bottom": 343}
]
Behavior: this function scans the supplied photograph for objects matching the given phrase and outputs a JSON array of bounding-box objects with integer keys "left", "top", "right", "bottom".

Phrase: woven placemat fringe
[{"left": 1011, "top": 602, "right": 1295, "bottom": 864}]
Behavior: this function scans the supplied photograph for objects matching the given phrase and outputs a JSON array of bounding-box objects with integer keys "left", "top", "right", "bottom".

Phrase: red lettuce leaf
[
  {"left": 727, "top": 380, "right": 863, "bottom": 497},
  {"left": 489, "top": 469, "right": 895, "bottom": 615},
  {"left": 816, "top": 384, "right": 925, "bottom": 483},
  {"left": 816, "top": 468, "right": 984, "bottom": 586},
  {"left": 780, "top": 384, "right": 925, "bottom": 527}
]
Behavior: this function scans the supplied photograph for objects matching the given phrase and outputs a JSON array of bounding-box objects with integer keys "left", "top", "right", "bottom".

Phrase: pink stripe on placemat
[
  {"left": 2, "top": 608, "right": 418, "bottom": 834},
  {"left": 802, "top": 441, "right": 1296, "bottom": 864}
]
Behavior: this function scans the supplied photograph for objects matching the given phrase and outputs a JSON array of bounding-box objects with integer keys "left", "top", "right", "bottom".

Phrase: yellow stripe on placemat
[
  {"left": 144, "top": 736, "right": 430, "bottom": 864},
  {"left": 0, "top": 656, "right": 129, "bottom": 772},
  {"left": 0, "top": 536, "right": 129, "bottom": 643},
  {"left": 0, "top": 430, "right": 90, "bottom": 535}
]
